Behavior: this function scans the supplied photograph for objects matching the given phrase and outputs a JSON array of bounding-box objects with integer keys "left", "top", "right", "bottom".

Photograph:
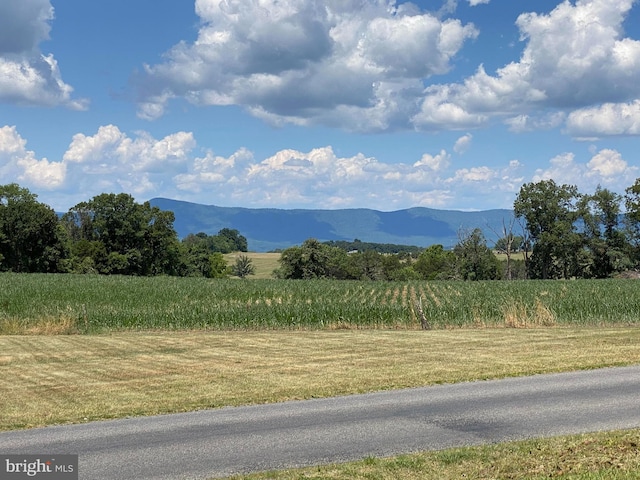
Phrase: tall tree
[
  {"left": 453, "top": 228, "right": 500, "bottom": 280},
  {"left": 274, "top": 238, "right": 348, "bottom": 279},
  {"left": 0, "top": 184, "right": 67, "bottom": 273},
  {"left": 413, "top": 244, "right": 455, "bottom": 280},
  {"left": 62, "top": 193, "right": 180, "bottom": 275},
  {"left": 624, "top": 178, "right": 640, "bottom": 265},
  {"left": 514, "top": 180, "right": 581, "bottom": 279},
  {"left": 578, "top": 186, "right": 629, "bottom": 278}
]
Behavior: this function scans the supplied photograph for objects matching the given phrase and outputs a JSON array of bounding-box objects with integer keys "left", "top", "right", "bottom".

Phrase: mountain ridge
[{"left": 149, "top": 197, "right": 520, "bottom": 252}]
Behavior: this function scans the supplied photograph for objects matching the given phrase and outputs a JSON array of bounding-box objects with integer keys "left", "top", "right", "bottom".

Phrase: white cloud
[
  {"left": 414, "top": 149, "right": 451, "bottom": 171},
  {"left": 416, "top": 0, "right": 640, "bottom": 132},
  {"left": 468, "top": 0, "right": 490, "bottom": 6},
  {"left": 566, "top": 100, "right": 640, "bottom": 137},
  {"left": 18, "top": 125, "right": 635, "bottom": 213},
  {"left": 134, "top": 0, "right": 478, "bottom": 130},
  {"left": 450, "top": 166, "right": 497, "bottom": 183},
  {"left": 505, "top": 112, "right": 565, "bottom": 133},
  {"left": 51, "top": 125, "right": 524, "bottom": 210},
  {"left": 0, "top": 0, "right": 87, "bottom": 109},
  {"left": 0, "top": 125, "right": 65, "bottom": 189},
  {"left": 533, "top": 149, "right": 638, "bottom": 192},
  {"left": 587, "top": 148, "right": 631, "bottom": 178},
  {"left": 453, "top": 133, "right": 472, "bottom": 154}
]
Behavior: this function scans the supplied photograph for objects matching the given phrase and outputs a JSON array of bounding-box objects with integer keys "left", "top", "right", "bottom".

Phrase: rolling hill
[{"left": 149, "top": 198, "right": 521, "bottom": 252}]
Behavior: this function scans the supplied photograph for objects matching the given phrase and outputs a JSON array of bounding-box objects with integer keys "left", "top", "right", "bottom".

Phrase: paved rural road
[{"left": 1, "top": 365, "right": 639, "bottom": 480}]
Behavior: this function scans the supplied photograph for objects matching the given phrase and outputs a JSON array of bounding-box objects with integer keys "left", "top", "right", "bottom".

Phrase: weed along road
[{"left": 1, "top": 366, "right": 639, "bottom": 480}]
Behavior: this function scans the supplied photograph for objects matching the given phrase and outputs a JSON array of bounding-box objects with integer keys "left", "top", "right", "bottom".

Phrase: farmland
[
  {"left": 2, "top": 272, "right": 640, "bottom": 478},
  {"left": 1, "top": 273, "right": 639, "bottom": 333}
]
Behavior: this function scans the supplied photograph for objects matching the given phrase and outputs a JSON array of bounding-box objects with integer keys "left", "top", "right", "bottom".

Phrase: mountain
[{"left": 149, "top": 198, "right": 521, "bottom": 252}]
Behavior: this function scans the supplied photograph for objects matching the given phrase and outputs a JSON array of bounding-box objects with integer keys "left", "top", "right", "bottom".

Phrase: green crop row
[{"left": 0, "top": 273, "right": 639, "bottom": 333}]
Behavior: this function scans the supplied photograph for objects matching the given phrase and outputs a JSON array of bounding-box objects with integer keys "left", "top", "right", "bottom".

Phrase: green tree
[
  {"left": 209, "top": 252, "right": 231, "bottom": 278},
  {"left": 347, "top": 250, "right": 385, "bottom": 280},
  {"left": 514, "top": 180, "right": 581, "bottom": 279},
  {"left": 453, "top": 228, "right": 500, "bottom": 280},
  {"left": 274, "top": 238, "right": 349, "bottom": 279},
  {"left": 62, "top": 193, "right": 180, "bottom": 275},
  {"left": 232, "top": 254, "right": 256, "bottom": 278},
  {"left": 216, "top": 228, "right": 248, "bottom": 253},
  {"left": 413, "top": 244, "right": 455, "bottom": 280},
  {"left": 0, "top": 184, "right": 67, "bottom": 273},
  {"left": 578, "top": 186, "right": 630, "bottom": 278},
  {"left": 624, "top": 178, "right": 640, "bottom": 265},
  {"left": 182, "top": 229, "right": 248, "bottom": 254}
]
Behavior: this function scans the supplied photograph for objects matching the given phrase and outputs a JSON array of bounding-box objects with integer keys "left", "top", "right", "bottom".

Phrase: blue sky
[{"left": 1, "top": 0, "right": 640, "bottom": 212}]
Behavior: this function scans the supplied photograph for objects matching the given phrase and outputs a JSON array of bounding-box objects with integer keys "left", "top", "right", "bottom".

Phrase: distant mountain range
[{"left": 149, "top": 198, "right": 521, "bottom": 252}]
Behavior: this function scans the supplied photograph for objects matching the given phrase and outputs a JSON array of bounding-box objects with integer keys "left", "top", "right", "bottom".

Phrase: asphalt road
[{"left": 1, "top": 365, "right": 639, "bottom": 479}]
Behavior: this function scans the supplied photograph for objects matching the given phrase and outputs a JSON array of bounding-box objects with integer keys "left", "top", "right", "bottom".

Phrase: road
[{"left": 1, "top": 365, "right": 639, "bottom": 479}]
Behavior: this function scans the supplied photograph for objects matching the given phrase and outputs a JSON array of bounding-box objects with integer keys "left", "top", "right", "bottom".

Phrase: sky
[{"left": 1, "top": 0, "right": 640, "bottom": 213}]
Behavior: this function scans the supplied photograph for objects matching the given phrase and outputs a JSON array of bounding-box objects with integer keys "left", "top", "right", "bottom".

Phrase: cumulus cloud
[
  {"left": 414, "top": 149, "right": 451, "bottom": 171},
  {"left": 565, "top": 100, "right": 640, "bottom": 137},
  {"left": 0, "top": 0, "right": 86, "bottom": 109},
  {"left": 534, "top": 149, "right": 638, "bottom": 192},
  {"left": 0, "top": 125, "right": 65, "bottom": 189},
  {"left": 415, "top": 0, "right": 640, "bottom": 132},
  {"left": 134, "top": 0, "right": 478, "bottom": 130},
  {"left": 2, "top": 124, "right": 532, "bottom": 211},
  {"left": 468, "top": 0, "right": 490, "bottom": 6}
]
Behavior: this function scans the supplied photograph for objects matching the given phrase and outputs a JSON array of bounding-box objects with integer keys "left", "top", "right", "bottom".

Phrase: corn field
[{"left": 1, "top": 273, "right": 639, "bottom": 333}]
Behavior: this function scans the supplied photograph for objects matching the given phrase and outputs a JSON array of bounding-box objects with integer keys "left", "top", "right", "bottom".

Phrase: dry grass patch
[
  {"left": 226, "top": 429, "right": 640, "bottom": 479},
  {"left": 224, "top": 252, "right": 280, "bottom": 279},
  {"left": 1, "top": 328, "right": 640, "bottom": 431},
  {"left": 503, "top": 299, "right": 557, "bottom": 328},
  {"left": 0, "top": 313, "right": 79, "bottom": 335}
]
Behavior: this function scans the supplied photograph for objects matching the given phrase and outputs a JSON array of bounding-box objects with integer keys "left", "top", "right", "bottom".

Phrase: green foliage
[
  {"left": 61, "top": 193, "right": 182, "bottom": 276},
  {"left": 494, "top": 235, "right": 524, "bottom": 254},
  {"left": 275, "top": 238, "right": 349, "bottom": 279},
  {"left": 2, "top": 274, "right": 640, "bottom": 332},
  {"left": 414, "top": 245, "right": 456, "bottom": 280},
  {"left": 453, "top": 228, "right": 501, "bottom": 281},
  {"left": 276, "top": 238, "right": 416, "bottom": 280},
  {"left": 183, "top": 229, "right": 248, "bottom": 254},
  {"left": 231, "top": 254, "right": 256, "bottom": 278},
  {"left": 514, "top": 180, "right": 581, "bottom": 279},
  {"left": 0, "top": 184, "right": 67, "bottom": 273},
  {"left": 515, "top": 180, "right": 637, "bottom": 279},
  {"left": 578, "top": 186, "right": 631, "bottom": 278}
]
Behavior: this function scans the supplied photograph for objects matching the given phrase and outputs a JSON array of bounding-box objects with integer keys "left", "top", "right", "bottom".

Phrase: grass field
[
  {"left": 1, "top": 273, "right": 639, "bottom": 333},
  {"left": 226, "top": 428, "right": 640, "bottom": 479},
  {"left": 224, "top": 252, "right": 280, "bottom": 279},
  {"left": 2, "top": 328, "right": 640, "bottom": 431}
]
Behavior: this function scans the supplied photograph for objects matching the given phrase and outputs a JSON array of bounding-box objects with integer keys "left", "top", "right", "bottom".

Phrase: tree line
[
  {"left": 0, "top": 184, "right": 248, "bottom": 277},
  {"left": 5, "top": 178, "right": 640, "bottom": 281},
  {"left": 276, "top": 178, "right": 640, "bottom": 281},
  {"left": 274, "top": 230, "right": 509, "bottom": 281}
]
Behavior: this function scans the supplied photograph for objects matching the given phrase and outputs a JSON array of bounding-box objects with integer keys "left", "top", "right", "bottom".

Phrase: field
[
  {"left": 224, "top": 252, "right": 280, "bottom": 279},
  {"left": 1, "top": 273, "right": 639, "bottom": 333},
  {"left": 2, "top": 272, "right": 639, "bottom": 478}
]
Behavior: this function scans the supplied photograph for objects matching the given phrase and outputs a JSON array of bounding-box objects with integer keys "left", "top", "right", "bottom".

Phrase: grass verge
[
  {"left": 1, "top": 328, "right": 639, "bottom": 431},
  {"left": 224, "top": 428, "right": 640, "bottom": 479}
]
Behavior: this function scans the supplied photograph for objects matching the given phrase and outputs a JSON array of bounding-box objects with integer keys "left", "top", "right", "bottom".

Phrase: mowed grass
[
  {"left": 1, "top": 328, "right": 640, "bottom": 431},
  {"left": 226, "top": 428, "right": 640, "bottom": 480}
]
